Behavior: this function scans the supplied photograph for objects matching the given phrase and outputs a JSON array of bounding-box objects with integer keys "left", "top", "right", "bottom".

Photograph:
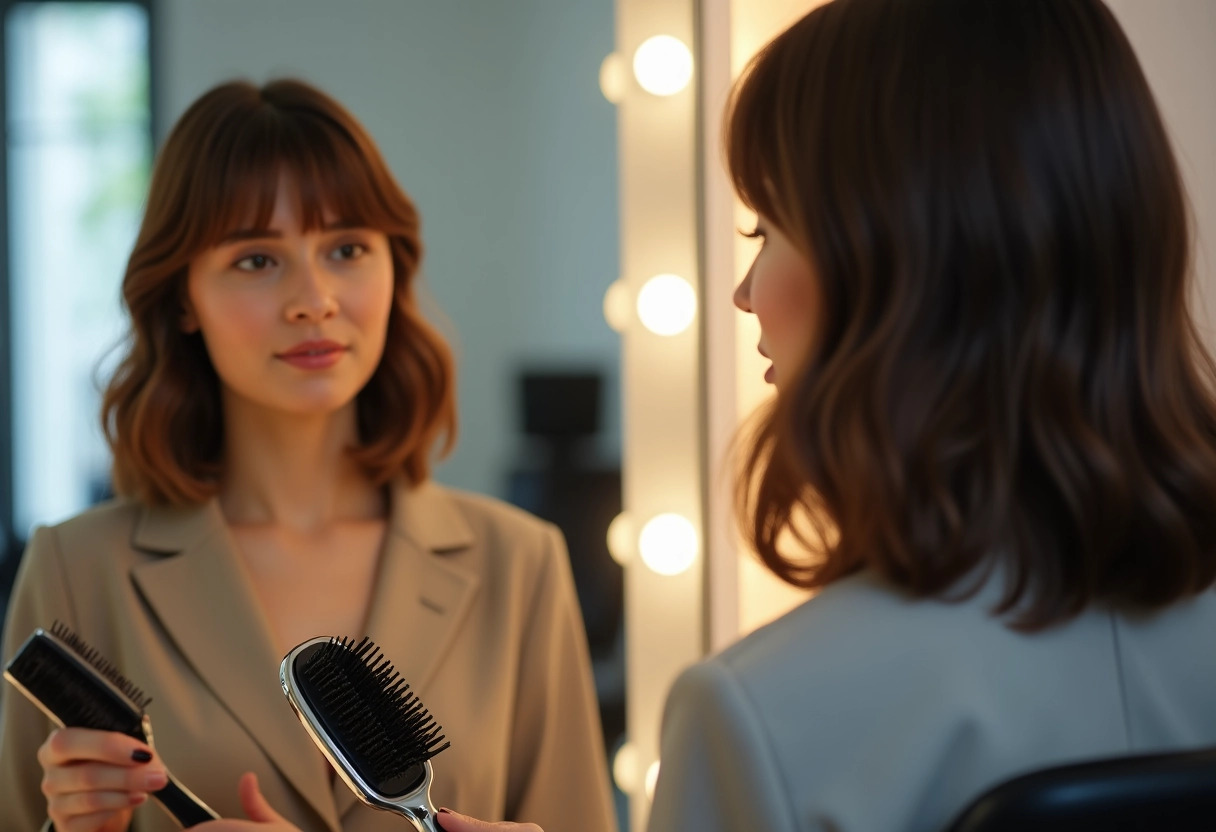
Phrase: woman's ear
[{"left": 180, "top": 296, "right": 199, "bottom": 333}]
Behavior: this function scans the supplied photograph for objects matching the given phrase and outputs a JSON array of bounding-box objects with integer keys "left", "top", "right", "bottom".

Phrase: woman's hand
[
  {"left": 37, "top": 727, "right": 168, "bottom": 832},
  {"left": 193, "top": 772, "right": 300, "bottom": 831},
  {"left": 435, "top": 808, "right": 543, "bottom": 832}
]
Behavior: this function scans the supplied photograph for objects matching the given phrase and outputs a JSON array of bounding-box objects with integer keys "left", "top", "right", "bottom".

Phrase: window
[
  {"left": 3, "top": 0, "right": 151, "bottom": 551},
  {"left": 0, "top": 0, "right": 150, "bottom": 617}
]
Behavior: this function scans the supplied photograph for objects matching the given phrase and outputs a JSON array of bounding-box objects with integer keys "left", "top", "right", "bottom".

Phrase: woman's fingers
[
  {"left": 53, "top": 807, "right": 134, "bottom": 832},
  {"left": 236, "top": 772, "right": 287, "bottom": 823},
  {"left": 435, "top": 808, "right": 543, "bottom": 832},
  {"left": 37, "top": 728, "right": 165, "bottom": 832},
  {"left": 189, "top": 772, "right": 302, "bottom": 831},
  {"left": 38, "top": 728, "right": 155, "bottom": 768},
  {"left": 48, "top": 788, "right": 148, "bottom": 815},
  {"left": 43, "top": 758, "right": 168, "bottom": 796},
  {"left": 45, "top": 768, "right": 151, "bottom": 832}
]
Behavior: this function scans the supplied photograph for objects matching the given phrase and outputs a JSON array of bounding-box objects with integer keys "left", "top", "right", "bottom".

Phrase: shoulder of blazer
[
  {"left": 31, "top": 497, "right": 149, "bottom": 564},
  {"left": 404, "top": 481, "right": 559, "bottom": 555}
]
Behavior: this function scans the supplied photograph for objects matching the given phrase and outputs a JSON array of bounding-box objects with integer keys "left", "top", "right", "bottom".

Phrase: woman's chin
[{"left": 230, "top": 390, "right": 359, "bottom": 421}]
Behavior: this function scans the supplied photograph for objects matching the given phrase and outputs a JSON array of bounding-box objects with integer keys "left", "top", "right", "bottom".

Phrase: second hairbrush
[
  {"left": 3, "top": 622, "right": 220, "bottom": 827},
  {"left": 280, "top": 635, "right": 451, "bottom": 832}
]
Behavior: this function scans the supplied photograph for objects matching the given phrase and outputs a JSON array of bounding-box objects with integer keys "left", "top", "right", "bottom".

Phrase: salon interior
[{"left": 0, "top": 1, "right": 1213, "bottom": 830}]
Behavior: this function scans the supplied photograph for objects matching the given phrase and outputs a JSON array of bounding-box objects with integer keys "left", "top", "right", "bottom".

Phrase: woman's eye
[
  {"left": 332, "top": 242, "right": 367, "bottom": 260},
  {"left": 234, "top": 254, "right": 274, "bottom": 272},
  {"left": 741, "top": 226, "right": 766, "bottom": 241}
]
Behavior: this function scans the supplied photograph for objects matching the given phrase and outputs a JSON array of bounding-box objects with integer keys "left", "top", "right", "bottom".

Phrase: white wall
[
  {"left": 156, "top": 0, "right": 621, "bottom": 498},
  {"left": 1106, "top": 0, "right": 1216, "bottom": 341}
]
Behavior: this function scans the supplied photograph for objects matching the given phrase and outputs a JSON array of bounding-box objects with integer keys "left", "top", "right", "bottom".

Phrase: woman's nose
[
  {"left": 733, "top": 271, "right": 753, "bottom": 313},
  {"left": 284, "top": 265, "right": 339, "bottom": 322}
]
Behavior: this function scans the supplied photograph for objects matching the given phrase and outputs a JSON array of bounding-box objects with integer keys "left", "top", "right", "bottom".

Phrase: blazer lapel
[
  {"left": 129, "top": 500, "right": 341, "bottom": 832},
  {"left": 334, "top": 479, "right": 480, "bottom": 821}
]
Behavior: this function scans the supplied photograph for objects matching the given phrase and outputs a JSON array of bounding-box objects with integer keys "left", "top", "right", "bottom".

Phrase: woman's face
[
  {"left": 183, "top": 179, "right": 395, "bottom": 420},
  {"left": 733, "top": 214, "right": 820, "bottom": 389}
]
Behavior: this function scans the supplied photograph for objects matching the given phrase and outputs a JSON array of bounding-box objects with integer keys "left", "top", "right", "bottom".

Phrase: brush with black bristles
[
  {"left": 280, "top": 636, "right": 451, "bottom": 832},
  {"left": 2, "top": 623, "right": 220, "bottom": 826}
]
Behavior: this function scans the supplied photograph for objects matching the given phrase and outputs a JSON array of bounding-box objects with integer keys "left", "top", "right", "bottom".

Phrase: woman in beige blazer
[
  {"left": 443, "top": 2, "right": 1216, "bottom": 832},
  {"left": 0, "top": 79, "right": 615, "bottom": 832}
]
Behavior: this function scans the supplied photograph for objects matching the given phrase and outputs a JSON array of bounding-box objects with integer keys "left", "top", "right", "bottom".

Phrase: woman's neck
[{"left": 216, "top": 395, "right": 386, "bottom": 532}]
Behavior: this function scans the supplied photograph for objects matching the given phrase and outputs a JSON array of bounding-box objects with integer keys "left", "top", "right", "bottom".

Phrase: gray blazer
[
  {"left": 648, "top": 570, "right": 1216, "bottom": 832},
  {"left": 0, "top": 479, "right": 616, "bottom": 832}
]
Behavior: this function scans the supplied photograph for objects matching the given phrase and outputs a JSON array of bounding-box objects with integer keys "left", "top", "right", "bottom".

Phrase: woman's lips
[
  {"left": 758, "top": 345, "right": 774, "bottom": 383},
  {"left": 276, "top": 341, "right": 347, "bottom": 370}
]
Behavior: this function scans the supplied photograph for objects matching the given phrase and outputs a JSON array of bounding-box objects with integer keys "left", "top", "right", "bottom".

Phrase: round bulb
[
  {"left": 632, "top": 35, "right": 693, "bottom": 96},
  {"left": 638, "top": 513, "right": 698, "bottom": 576},
  {"left": 606, "top": 512, "right": 634, "bottom": 566},
  {"left": 603, "top": 280, "right": 632, "bottom": 333},
  {"left": 612, "top": 741, "right": 639, "bottom": 793},
  {"left": 645, "top": 759, "right": 661, "bottom": 800},
  {"left": 599, "top": 52, "right": 627, "bottom": 104},
  {"left": 636, "top": 274, "right": 696, "bottom": 336}
]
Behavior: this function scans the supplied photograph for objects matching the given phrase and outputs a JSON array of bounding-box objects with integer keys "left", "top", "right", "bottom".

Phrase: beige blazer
[
  {"left": 648, "top": 570, "right": 1216, "bottom": 832},
  {"left": 0, "top": 480, "right": 616, "bottom": 832}
]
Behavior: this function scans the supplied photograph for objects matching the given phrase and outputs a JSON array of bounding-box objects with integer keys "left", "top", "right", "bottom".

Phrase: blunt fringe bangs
[
  {"left": 729, "top": 0, "right": 1216, "bottom": 629},
  {"left": 103, "top": 78, "right": 456, "bottom": 505}
]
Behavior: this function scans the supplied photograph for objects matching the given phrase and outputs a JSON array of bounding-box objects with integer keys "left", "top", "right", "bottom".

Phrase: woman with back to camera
[
  {"left": 0, "top": 78, "right": 617, "bottom": 832},
  {"left": 438, "top": 0, "right": 1216, "bottom": 831}
]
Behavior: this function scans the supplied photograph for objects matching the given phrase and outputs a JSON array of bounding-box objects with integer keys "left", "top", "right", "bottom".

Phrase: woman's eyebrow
[
  {"left": 217, "top": 220, "right": 360, "bottom": 245},
  {"left": 218, "top": 228, "right": 282, "bottom": 244},
  {"left": 321, "top": 219, "right": 363, "bottom": 231}
]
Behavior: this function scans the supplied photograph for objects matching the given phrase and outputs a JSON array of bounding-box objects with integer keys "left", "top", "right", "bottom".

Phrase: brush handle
[
  {"left": 397, "top": 806, "right": 441, "bottom": 832},
  {"left": 391, "top": 790, "right": 442, "bottom": 832},
  {"left": 153, "top": 772, "right": 220, "bottom": 826}
]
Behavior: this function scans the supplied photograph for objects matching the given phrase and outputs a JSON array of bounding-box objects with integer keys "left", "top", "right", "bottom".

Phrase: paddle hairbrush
[
  {"left": 3, "top": 622, "right": 219, "bottom": 826},
  {"left": 280, "top": 635, "right": 450, "bottom": 832}
]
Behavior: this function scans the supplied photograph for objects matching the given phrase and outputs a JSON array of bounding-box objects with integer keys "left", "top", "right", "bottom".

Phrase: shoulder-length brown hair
[
  {"left": 731, "top": 0, "right": 1216, "bottom": 628},
  {"left": 103, "top": 79, "right": 455, "bottom": 505}
]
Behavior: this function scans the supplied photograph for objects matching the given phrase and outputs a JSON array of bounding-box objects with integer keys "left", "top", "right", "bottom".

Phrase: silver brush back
[{"left": 280, "top": 636, "right": 449, "bottom": 832}]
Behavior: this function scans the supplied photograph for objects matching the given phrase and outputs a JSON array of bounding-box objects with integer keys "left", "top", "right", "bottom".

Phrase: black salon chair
[{"left": 944, "top": 747, "right": 1216, "bottom": 832}]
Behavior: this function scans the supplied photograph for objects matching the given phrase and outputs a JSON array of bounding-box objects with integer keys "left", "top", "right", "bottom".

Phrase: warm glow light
[
  {"left": 638, "top": 513, "right": 698, "bottom": 576},
  {"left": 645, "top": 759, "right": 661, "bottom": 800},
  {"left": 632, "top": 35, "right": 693, "bottom": 96},
  {"left": 607, "top": 512, "right": 635, "bottom": 566},
  {"left": 599, "top": 52, "right": 627, "bottom": 104},
  {"left": 636, "top": 274, "right": 696, "bottom": 336},
  {"left": 613, "top": 741, "right": 639, "bottom": 793},
  {"left": 603, "top": 279, "right": 632, "bottom": 333}
]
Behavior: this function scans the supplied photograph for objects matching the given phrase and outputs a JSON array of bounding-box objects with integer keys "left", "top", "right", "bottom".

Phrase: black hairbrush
[
  {"left": 280, "top": 636, "right": 450, "bottom": 832},
  {"left": 3, "top": 623, "right": 220, "bottom": 826}
]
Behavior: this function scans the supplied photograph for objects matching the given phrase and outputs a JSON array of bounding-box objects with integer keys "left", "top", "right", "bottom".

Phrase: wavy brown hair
[
  {"left": 730, "top": 0, "right": 1216, "bottom": 628},
  {"left": 103, "top": 79, "right": 456, "bottom": 505}
]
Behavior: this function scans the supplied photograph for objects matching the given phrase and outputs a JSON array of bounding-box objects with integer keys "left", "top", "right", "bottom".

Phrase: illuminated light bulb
[
  {"left": 636, "top": 274, "right": 696, "bottom": 336},
  {"left": 645, "top": 759, "right": 661, "bottom": 800},
  {"left": 603, "top": 279, "right": 632, "bottom": 333},
  {"left": 607, "top": 512, "right": 635, "bottom": 566},
  {"left": 638, "top": 513, "right": 698, "bottom": 576},
  {"left": 613, "top": 741, "right": 639, "bottom": 794},
  {"left": 599, "top": 52, "right": 627, "bottom": 104},
  {"left": 632, "top": 35, "right": 693, "bottom": 96}
]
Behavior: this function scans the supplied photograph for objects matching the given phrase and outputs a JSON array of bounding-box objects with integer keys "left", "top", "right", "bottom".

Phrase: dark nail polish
[
  {"left": 438, "top": 808, "right": 452, "bottom": 814},
  {"left": 132, "top": 749, "right": 153, "bottom": 763}
]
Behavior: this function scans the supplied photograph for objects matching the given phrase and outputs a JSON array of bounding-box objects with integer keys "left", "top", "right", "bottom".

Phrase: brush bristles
[
  {"left": 5, "top": 630, "right": 146, "bottom": 739},
  {"left": 49, "top": 622, "right": 153, "bottom": 711},
  {"left": 297, "top": 636, "right": 450, "bottom": 790}
]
